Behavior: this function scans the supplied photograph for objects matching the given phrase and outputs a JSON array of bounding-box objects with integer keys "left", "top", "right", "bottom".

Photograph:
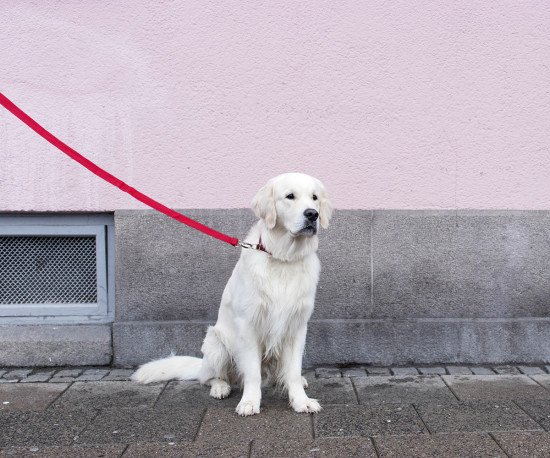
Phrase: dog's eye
[
  {"left": 286, "top": 193, "right": 295, "bottom": 200},
  {"left": 312, "top": 194, "right": 318, "bottom": 201}
]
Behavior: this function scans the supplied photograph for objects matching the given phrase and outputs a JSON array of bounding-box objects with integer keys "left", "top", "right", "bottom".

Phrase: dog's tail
[{"left": 131, "top": 354, "right": 202, "bottom": 384}]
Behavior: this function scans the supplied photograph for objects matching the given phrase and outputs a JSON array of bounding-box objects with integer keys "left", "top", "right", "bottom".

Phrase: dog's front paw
[
  {"left": 236, "top": 399, "right": 260, "bottom": 416},
  {"left": 292, "top": 397, "right": 322, "bottom": 414}
]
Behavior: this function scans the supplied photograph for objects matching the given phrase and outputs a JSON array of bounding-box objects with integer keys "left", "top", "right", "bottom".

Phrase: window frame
[{"left": 0, "top": 214, "right": 114, "bottom": 324}]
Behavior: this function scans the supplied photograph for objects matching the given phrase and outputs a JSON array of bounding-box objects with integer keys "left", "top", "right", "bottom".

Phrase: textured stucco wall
[{"left": 1, "top": 1, "right": 549, "bottom": 211}]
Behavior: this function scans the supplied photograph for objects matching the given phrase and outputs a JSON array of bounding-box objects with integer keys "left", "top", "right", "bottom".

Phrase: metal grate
[{"left": 0, "top": 236, "right": 97, "bottom": 304}]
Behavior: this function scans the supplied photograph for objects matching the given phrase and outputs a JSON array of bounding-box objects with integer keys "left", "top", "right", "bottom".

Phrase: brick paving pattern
[{"left": 0, "top": 364, "right": 549, "bottom": 456}]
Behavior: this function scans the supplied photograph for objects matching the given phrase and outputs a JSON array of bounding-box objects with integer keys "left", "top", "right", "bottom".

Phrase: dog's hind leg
[
  {"left": 208, "top": 377, "right": 231, "bottom": 399},
  {"left": 200, "top": 327, "right": 232, "bottom": 399}
]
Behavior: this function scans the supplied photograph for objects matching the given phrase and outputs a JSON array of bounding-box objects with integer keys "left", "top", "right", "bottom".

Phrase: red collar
[{"left": 257, "top": 235, "right": 272, "bottom": 256}]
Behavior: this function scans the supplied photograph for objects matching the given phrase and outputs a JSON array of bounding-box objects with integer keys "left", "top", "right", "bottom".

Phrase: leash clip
[
  {"left": 238, "top": 241, "right": 258, "bottom": 250},
  {"left": 238, "top": 239, "right": 272, "bottom": 256}
]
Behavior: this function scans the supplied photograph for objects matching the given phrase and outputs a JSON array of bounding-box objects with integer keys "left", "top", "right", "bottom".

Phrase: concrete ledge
[
  {"left": 112, "top": 318, "right": 550, "bottom": 367},
  {"left": 0, "top": 325, "right": 112, "bottom": 367},
  {"left": 113, "top": 321, "right": 210, "bottom": 366},
  {"left": 305, "top": 318, "right": 550, "bottom": 366}
]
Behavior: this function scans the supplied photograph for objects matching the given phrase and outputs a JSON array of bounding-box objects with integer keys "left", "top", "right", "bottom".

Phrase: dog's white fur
[{"left": 132, "top": 173, "right": 333, "bottom": 416}]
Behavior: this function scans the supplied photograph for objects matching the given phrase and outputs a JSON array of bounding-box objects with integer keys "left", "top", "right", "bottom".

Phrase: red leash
[{"left": 0, "top": 93, "right": 241, "bottom": 247}]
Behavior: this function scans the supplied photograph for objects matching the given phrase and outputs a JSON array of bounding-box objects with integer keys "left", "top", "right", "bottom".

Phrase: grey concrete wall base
[
  {"left": 0, "top": 325, "right": 112, "bottom": 367},
  {"left": 114, "top": 209, "right": 550, "bottom": 367},
  {"left": 113, "top": 321, "right": 210, "bottom": 366},
  {"left": 305, "top": 318, "right": 550, "bottom": 367},
  {"left": 112, "top": 318, "right": 550, "bottom": 367}
]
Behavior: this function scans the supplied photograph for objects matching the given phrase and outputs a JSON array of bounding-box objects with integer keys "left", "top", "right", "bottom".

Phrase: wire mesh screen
[{"left": 0, "top": 236, "right": 97, "bottom": 304}]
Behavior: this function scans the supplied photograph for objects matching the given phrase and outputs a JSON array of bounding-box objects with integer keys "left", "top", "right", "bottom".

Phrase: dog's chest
[
  {"left": 258, "top": 257, "right": 318, "bottom": 304},
  {"left": 250, "top": 257, "right": 320, "bottom": 343}
]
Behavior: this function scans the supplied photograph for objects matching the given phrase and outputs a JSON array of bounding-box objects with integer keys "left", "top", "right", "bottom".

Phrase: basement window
[{"left": 0, "top": 214, "right": 114, "bottom": 324}]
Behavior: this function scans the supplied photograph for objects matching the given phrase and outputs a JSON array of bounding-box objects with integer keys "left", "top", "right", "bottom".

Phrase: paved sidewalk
[{"left": 1, "top": 366, "right": 550, "bottom": 457}]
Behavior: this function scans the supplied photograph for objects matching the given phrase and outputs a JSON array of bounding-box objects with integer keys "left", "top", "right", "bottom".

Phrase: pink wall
[{"left": 1, "top": 1, "right": 549, "bottom": 211}]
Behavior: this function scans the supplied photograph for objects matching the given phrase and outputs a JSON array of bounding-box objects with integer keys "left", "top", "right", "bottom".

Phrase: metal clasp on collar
[
  {"left": 238, "top": 241, "right": 258, "bottom": 250},
  {"left": 238, "top": 239, "right": 272, "bottom": 256}
]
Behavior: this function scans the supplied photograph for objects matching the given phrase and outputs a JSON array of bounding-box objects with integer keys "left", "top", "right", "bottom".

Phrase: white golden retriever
[{"left": 132, "top": 173, "right": 333, "bottom": 416}]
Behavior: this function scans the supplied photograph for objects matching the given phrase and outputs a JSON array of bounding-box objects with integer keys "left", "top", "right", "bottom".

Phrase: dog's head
[{"left": 252, "top": 173, "right": 333, "bottom": 236}]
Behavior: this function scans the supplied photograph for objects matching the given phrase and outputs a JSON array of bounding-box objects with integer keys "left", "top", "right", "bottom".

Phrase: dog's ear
[
  {"left": 252, "top": 179, "right": 277, "bottom": 229},
  {"left": 317, "top": 180, "right": 333, "bottom": 229}
]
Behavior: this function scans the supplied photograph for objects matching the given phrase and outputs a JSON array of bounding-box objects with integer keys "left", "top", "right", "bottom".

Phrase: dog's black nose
[{"left": 304, "top": 209, "right": 319, "bottom": 222}]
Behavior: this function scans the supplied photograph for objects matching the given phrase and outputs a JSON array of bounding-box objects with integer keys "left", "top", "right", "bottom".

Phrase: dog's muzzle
[{"left": 298, "top": 209, "right": 319, "bottom": 235}]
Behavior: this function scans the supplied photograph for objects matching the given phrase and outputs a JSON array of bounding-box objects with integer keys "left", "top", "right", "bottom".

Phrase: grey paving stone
[
  {"left": 354, "top": 375, "right": 457, "bottom": 405},
  {"left": 76, "top": 406, "right": 203, "bottom": 445},
  {"left": 390, "top": 367, "right": 419, "bottom": 376},
  {"left": 366, "top": 366, "right": 391, "bottom": 376},
  {"left": 470, "top": 366, "right": 496, "bottom": 375},
  {"left": 518, "top": 366, "right": 547, "bottom": 375},
  {"left": 267, "top": 394, "right": 306, "bottom": 413},
  {"left": 252, "top": 388, "right": 294, "bottom": 409},
  {"left": 0, "top": 444, "right": 127, "bottom": 457},
  {"left": 0, "top": 384, "right": 69, "bottom": 412},
  {"left": 102, "top": 369, "right": 135, "bottom": 381},
  {"left": 442, "top": 375, "right": 550, "bottom": 401},
  {"left": 446, "top": 366, "right": 473, "bottom": 375},
  {"left": 531, "top": 375, "right": 550, "bottom": 391},
  {"left": 82, "top": 369, "right": 110, "bottom": 376},
  {"left": 31, "top": 370, "right": 56, "bottom": 376},
  {"left": 108, "top": 369, "right": 135, "bottom": 376},
  {"left": 515, "top": 399, "right": 550, "bottom": 431},
  {"left": 3, "top": 369, "right": 32, "bottom": 380},
  {"left": 53, "top": 381, "right": 164, "bottom": 409},
  {"left": 102, "top": 375, "right": 133, "bottom": 381},
  {"left": 197, "top": 406, "right": 313, "bottom": 442},
  {"left": 156, "top": 381, "right": 241, "bottom": 410},
  {"left": 494, "top": 365, "right": 521, "bottom": 375},
  {"left": 314, "top": 404, "right": 426, "bottom": 438},
  {"left": 50, "top": 377, "right": 78, "bottom": 383},
  {"left": 75, "top": 374, "right": 106, "bottom": 382},
  {"left": 546, "top": 365, "right": 550, "bottom": 374},
  {"left": 304, "top": 377, "right": 358, "bottom": 405},
  {"left": 375, "top": 433, "right": 505, "bottom": 457},
  {"left": 0, "top": 379, "right": 17, "bottom": 384},
  {"left": 492, "top": 431, "right": 550, "bottom": 457},
  {"left": 418, "top": 366, "right": 446, "bottom": 375},
  {"left": 251, "top": 437, "right": 377, "bottom": 457},
  {"left": 122, "top": 443, "right": 189, "bottom": 458},
  {"left": 341, "top": 368, "right": 367, "bottom": 377},
  {"left": 55, "top": 369, "right": 83, "bottom": 378},
  {"left": 415, "top": 401, "right": 543, "bottom": 434},
  {"left": 156, "top": 380, "right": 292, "bottom": 411},
  {"left": 0, "top": 371, "right": 5, "bottom": 378},
  {"left": 20, "top": 374, "right": 54, "bottom": 383},
  {"left": 0, "top": 408, "right": 97, "bottom": 447},
  {"left": 315, "top": 368, "right": 342, "bottom": 378},
  {"left": 124, "top": 441, "right": 250, "bottom": 457}
]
